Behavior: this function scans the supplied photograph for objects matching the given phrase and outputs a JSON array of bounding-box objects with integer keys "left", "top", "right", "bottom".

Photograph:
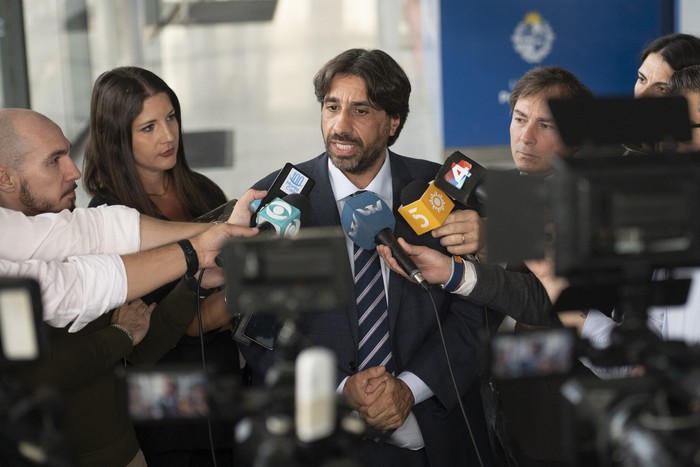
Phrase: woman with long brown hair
[{"left": 83, "top": 66, "right": 238, "bottom": 467}]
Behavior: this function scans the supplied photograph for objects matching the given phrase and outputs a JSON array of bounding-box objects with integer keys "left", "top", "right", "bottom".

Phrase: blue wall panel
[{"left": 441, "top": 0, "right": 667, "bottom": 147}]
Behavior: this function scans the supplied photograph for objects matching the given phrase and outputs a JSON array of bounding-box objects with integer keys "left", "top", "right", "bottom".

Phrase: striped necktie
[{"left": 353, "top": 243, "right": 394, "bottom": 374}]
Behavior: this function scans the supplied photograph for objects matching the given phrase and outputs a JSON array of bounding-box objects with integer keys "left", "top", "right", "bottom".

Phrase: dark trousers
[{"left": 360, "top": 441, "right": 429, "bottom": 467}]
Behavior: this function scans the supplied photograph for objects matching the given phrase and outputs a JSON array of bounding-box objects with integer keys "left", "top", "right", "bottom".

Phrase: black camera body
[{"left": 484, "top": 96, "right": 700, "bottom": 467}]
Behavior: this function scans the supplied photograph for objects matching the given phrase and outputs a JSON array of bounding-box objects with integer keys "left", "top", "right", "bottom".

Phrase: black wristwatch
[{"left": 177, "top": 239, "right": 199, "bottom": 277}]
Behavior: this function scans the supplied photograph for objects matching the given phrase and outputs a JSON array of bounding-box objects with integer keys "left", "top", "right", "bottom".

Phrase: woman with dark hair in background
[
  {"left": 83, "top": 66, "right": 239, "bottom": 467},
  {"left": 619, "top": 33, "right": 700, "bottom": 155},
  {"left": 635, "top": 32, "right": 700, "bottom": 98}
]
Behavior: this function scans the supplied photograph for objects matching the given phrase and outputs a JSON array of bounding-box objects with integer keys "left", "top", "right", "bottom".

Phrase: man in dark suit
[{"left": 241, "top": 48, "right": 493, "bottom": 467}]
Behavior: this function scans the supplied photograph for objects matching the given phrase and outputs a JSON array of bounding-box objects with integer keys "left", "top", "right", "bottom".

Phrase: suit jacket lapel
[
  {"left": 305, "top": 155, "right": 341, "bottom": 227},
  {"left": 305, "top": 154, "right": 359, "bottom": 345},
  {"left": 387, "top": 152, "right": 413, "bottom": 340}
]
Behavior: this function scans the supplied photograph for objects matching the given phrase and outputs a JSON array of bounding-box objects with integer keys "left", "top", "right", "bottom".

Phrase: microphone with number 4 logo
[
  {"left": 399, "top": 152, "right": 487, "bottom": 237},
  {"left": 433, "top": 151, "right": 487, "bottom": 208}
]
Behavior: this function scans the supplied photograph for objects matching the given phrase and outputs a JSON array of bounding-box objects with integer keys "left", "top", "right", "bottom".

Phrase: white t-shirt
[
  {"left": 580, "top": 267, "right": 700, "bottom": 378},
  {"left": 647, "top": 268, "right": 700, "bottom": 345},
  {"left": 1, "top": 205, "right": 141, "bottom": 331}
]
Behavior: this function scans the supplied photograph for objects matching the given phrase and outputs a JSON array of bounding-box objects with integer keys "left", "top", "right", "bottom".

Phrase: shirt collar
[{"left": 328, "top": 150, "right": 393, "bottom": 206}]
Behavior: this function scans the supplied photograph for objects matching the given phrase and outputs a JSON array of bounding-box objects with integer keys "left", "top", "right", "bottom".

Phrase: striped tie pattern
[{"left": 354, "top": 243, "right": 394, "bottom": 374}]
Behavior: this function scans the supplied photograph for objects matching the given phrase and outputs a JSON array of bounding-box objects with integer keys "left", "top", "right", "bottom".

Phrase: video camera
[
  {"left": 483, "top": 96, "right": 700, "bottom": 466},
  {"left": 0, "top": 278, "right": 45, "bottom": 368},
  {"left": 0, "top": 278, "right": 74, "bottom": 466},
  {"left": 119, "top": 228, "right": 366, "bottom": 466},
  {"left": 221, "top": 227, "right": 366, "bottom": 467}
]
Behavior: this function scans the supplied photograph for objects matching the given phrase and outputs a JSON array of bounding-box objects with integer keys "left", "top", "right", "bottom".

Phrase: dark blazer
[
  {"left": 470, "top": 262, "right": 556, "bottom": 326},
  {"left": 242, "top": 151, "right": 494, "bottom": 467}
]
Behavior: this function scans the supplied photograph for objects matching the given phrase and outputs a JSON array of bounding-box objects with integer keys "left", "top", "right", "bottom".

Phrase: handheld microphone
[
  {"left": 295, "top": 347, "right": 336, "bottom": 443},
  {"left": 255, "top": 194, "right": 310, "bottom": 237},
  {"left": 255, "top": 198, "right": 301, "bottom": 236},
  {"left": 434, "top": 151, "right": 487, "bottom": 208},
  {"left": 217, "top": 194, "right": 310, "bottom": 267},
  {"left": 398, "top": 180, "right": 455, "bottom": 235},
  {"left": 251, "top": 163, "right": 315, "bottom": 227},
  {"left": 341, "top": 191, "right": 428, "bottom": 291}
]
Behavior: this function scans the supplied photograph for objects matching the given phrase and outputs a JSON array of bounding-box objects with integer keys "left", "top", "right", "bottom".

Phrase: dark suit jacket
[
  {"left": 241, "top": 151, "right": 494, "bottom": 467},
  {"left": 470, "top": 262, "right": 556, "bottom": 327}
]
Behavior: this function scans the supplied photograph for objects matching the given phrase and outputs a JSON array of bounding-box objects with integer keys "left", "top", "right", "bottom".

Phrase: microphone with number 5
[{"left": 398, "top": 180, "right": 455, "bottom": 235}]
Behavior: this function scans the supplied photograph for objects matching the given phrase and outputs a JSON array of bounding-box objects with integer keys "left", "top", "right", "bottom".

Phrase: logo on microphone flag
[
  {"left": 444, "top": 160, "right": 473, "bottom": 189},
  {"left": 399, "top": 183, "right": 455, "bottom": 235}
]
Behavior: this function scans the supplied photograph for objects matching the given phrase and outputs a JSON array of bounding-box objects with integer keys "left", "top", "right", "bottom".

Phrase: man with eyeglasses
[{"left": 669, "top": 64, "right": 700, "bottom": 153}]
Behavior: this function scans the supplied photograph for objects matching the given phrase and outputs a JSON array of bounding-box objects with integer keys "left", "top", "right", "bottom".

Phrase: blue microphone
[{"left": 341, "top": 191, "right": 428, "bottom": 291}]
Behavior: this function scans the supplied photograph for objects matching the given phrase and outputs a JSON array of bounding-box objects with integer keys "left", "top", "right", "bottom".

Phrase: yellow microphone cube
[{"left": 398, "top": 182, "right": 455, "bottom": 235}]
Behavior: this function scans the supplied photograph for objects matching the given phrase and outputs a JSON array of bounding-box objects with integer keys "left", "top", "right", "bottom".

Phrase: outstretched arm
[
  {"left": 123, "top": 222, "right": 258, "bottom": 300},
  {"left": 378, "top": 238, "right": 557, "bottom": 326},
  {"left": 138, "top": 188, "right": 267, "bottom": 250}
]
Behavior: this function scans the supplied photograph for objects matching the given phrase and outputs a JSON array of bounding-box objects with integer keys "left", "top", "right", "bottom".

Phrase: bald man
[
  {"left": 0, "top": 108, "right": 262, "bottom": 331},
  {"left": 0, "top": 108, "right": 80, "bottom": 214}
]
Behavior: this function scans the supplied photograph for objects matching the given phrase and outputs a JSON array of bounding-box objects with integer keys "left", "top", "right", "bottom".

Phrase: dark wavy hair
[
  {"left": 669, "top": 64, "right": 700, "bottom": 95},
  {"left": 313, "top": 48, "right": 411, "bottom": 147},
  {"left": 640, "top": 33, "right": 700, "bottom": 72},
  {"left": 83, "top": 66, "right": 225, "bottom": 219},
  {"left": 509, "top": 66, "right": 593, "bottom": 112}
]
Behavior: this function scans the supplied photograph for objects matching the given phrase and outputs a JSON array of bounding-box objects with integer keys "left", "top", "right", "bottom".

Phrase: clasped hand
[{"left": 343, "top": 366, "right": 414, "bottom": 431}]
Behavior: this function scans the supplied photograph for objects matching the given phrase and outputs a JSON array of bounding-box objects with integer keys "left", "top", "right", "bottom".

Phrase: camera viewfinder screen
[
  {"left": 126, "top": 370, "right": 209, "bottom": 421},
  {"left": 491, "top": 328, "right": 576, "bottom": 380}
]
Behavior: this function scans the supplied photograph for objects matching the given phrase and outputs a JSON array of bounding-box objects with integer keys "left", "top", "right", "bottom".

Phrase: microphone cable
[
  {"left": 425, "top": 288, "right": 485, "bottom": 467},
  {"left": 194, "top": 269, "right": 219, "bottom": 467}
]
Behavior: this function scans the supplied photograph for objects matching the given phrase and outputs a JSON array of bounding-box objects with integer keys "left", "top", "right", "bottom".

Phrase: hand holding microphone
[
  {"left": 398, "top": 180, "right": 484, "bottom": 257},
  {"left": 229, "top": 188, "right": 267, "bottom": 226},
  {"left": 214, "top": 193, "right": 310, "bottom": 267},
  {"left": 191, "top": 188, "right": 268, "bottom": 226},
  {"left": 376, "top": 238, "right": 454, "bottom": 286},
  {"left": 432, "top": 210, "right": 485, "bottom": 257},
  {"left": 398, "top": 152, "right": 488, "bottom": 257},
  {"left": 341, "top": 191, "right": 429, "bottom": 291},
  {"left": 254, "top": 194, "right": 307, "bottom": 237},
  {"left": 430, "top": 150, "right": 488, "bottom": 257}
]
